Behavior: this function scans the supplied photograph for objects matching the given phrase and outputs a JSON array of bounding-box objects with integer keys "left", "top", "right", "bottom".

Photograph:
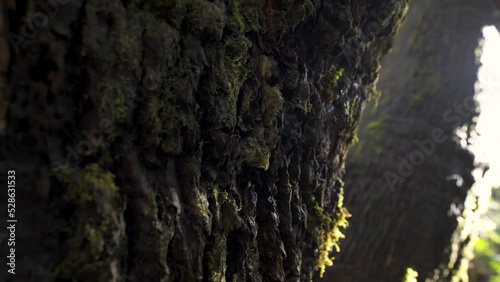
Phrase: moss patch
[
  {"left": 233, "top": 1, "right": 245, "bottom": 33},
  {"left": 97, "top": 77, "right": 130, "bottom": 124},
  {"left": 139, "top": 81, "right": 183, "bottom": 155},
  {"left": 240, "top": 137, "right": 271, "bottom": 170},
  {"left": 403, "top": 268, "right": 419, "bottom": 282},
  {"left": 366, "top": 113, "right": 389, "bottom": 133},
  {"left": 327, "top": 68, "right": 344, "bottom": 102},
  {"left": 315, "top": 181, "right": 352, "bottom": 277},
  {"left": 53, "top": 164, "right": 124, "bottom": 281}
]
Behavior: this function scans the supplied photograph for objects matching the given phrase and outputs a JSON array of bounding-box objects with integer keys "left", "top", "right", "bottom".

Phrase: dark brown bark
[
  {"left": 324, "top": 0, "right": 500, "bottom": 282},
  {"left": 0, "top": 0, "right": 409, "bottom": 281}
]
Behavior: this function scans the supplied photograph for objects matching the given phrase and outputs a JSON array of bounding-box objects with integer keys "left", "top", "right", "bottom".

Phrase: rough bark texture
[
  {"left": 324, "top": 0, "right": 500, "bottom": 282},
  {"left": 0, "top": 0, "right": 409, "bottom": 281}
]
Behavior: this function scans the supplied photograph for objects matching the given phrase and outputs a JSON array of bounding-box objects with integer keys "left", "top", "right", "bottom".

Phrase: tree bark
[
  {"left": 0, "top": 0, "right": 409, "bottom": 281},
  {"left": 324, "top": 0, "right": 500, "bottom": 281}
]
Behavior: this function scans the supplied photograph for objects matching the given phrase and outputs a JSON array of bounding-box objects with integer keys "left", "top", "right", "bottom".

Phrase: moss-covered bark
[{"left": 0, "top": 0, "right": 408, "bottom": 281}]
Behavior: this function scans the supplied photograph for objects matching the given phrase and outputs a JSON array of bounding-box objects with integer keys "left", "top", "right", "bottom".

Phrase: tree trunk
[
  {"left": 324, "top": 0, "right": 500, "bottom": 281},
  {"left": 0, "top": 0, "right": 409, "bottom": 281}
]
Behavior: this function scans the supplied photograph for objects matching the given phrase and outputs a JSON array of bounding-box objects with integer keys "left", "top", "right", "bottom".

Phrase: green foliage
[{"left": 470, "top": 187, "right": 500, "bottom": 281}]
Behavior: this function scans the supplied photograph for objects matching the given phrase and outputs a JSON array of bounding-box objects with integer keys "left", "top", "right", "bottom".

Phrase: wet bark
[
  {"left": 0, "top": 0, "right": 410, "bottom": 281},
  {"left": 324, "top": 0, "right": 500, "bottom": 281}
]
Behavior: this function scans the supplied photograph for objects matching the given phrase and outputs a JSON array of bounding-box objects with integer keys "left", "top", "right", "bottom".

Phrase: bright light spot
[
  {"left": 470, "top": 26, "right": 500, "bottom": 189},
  {"left": 403, "top": 268, "right": 419, "bottom": 282},
  {"left": 447, "top": 174, "right": 464, "bottom": 187}
]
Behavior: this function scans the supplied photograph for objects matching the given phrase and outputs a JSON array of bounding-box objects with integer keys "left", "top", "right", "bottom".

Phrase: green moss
[
  {"left": 331, "top": 68, "right": 344, "bottom": 87},
  {"left": 191, "top": 190, "right": 212, "bottom": 233},
  {"left": 351, "top": 112, "right": 389, "bottom": 160},
  {"left": 112, "top": 32, "right": 140, "bottom": 71},
  {"left": 97, "top": 78, "right": 130, "bottom": 124},
  {"left": 205, "top": 236, "right": 226, "bottom": 282},
  {"left": 409, "top": 88, "right": 427, "bottom": 107},
  {"left": 408, "top": 15, "right": 442, "bottom": 108},
  {"left": 349, "top": 97, "right": 359, "bottom": 126},
  {"left": 205, "top": 39, "right": 255, "bottom": 129},
  {"left": 107, "top": 3, "right": 142, "bottom": 71},
  {"left": 350, "top": 132, "right": 359, "bottom": 145},
  {"left": 52, "top": 164, "right": 124, "bottom": 281},
  {"left": 366, "top": 113, "right": 389, "bottom": 132},
  {"left": 215, "top": 187, "right": 243, "bottom": 231},
  {"left": 264, "top": 0, "right": 313, "bottom": 36},
  {"left": 327, "top": 68, "right": 344, "bottom": 102},
  {"left": 409, "top": 74, "right": 442, "bottom": 108},
  {"left": 317, "top": 206, "right": 350, "bottom": 277},
  {"left": 225, "top": 35, "right": 252, "bottom": 62},
  {"left": 293, "top": 96, "right": 313, "bottom": 113},
  {"left": 241, "top": 137, "right": 271, "bottom": 170},
  {"left": 366, "top": 120, "right": 383, "bottom": 131},
  {"left": 403, "top": 268, "right": 419, "bottom": 282},
  {"left": 233, "top": 0, "right": 264, "bottom": 32},
  {"left": 186, "top": 0, "right": 225, "bottom": 41},
  {"left": 54, "top": 164, "right": 118, "bottom": 206},
  {"left": 283, "top": 0, "right": 310, "bottom": 29},
  {"left": 261, "top": 84, "right": 284, "bottom": 126},
  {"left": 210, "top": 51, "right": 250, "bottom": 97},
  {"left": 205, "top": 185, "right": 246, "bottom": 281},
  {"left": 313, "top": 181, "right": 351, "bottom": 278},
  {"left": 144, "top": 85, "right": 183, "bottom": 155},
  {"left": 368, "top": 85, "right": 382, "bottom": 102},
  {"left": 233, "top": 1, "right": 245, "bottom": 33},
  {"left": 349, "top": 139, "right": 364, "bottom": 160},
  {"left": 207, "top": 45, "right": 252, "bottom": 129}
]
